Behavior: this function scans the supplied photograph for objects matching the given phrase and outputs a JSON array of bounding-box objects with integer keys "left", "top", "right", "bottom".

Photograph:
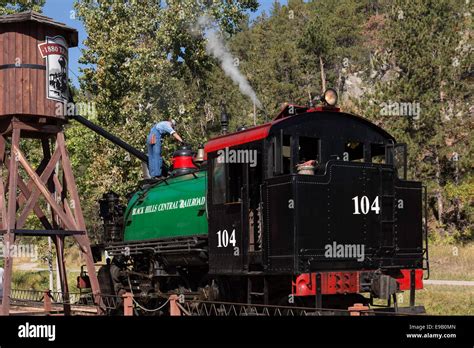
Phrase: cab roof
[{"left": 204, "top": 104, "right": 394, "bottom": 154}]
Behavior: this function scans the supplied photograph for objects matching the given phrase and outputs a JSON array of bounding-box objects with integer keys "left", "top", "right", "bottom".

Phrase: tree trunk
[
  {"left": 434, "top": 151, "right": 444, "bottom": 223},
  {"left": 319, "top": 56, "right": 326, "bottom": 93}
]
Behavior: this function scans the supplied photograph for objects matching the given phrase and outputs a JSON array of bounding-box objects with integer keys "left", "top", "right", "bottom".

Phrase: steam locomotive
[{"left": 91, "top": 89, "right": 428, "bottom": 314}]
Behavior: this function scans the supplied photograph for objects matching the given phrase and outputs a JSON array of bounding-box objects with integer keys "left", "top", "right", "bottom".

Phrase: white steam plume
[{"left": 194, "top": 15, "right": 262, "bottom": 109}]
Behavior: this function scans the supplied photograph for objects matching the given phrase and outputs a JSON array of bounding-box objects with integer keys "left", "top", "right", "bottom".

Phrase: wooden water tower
[{"left": 0, "top": 11, "right": 101, "bottom": 315}]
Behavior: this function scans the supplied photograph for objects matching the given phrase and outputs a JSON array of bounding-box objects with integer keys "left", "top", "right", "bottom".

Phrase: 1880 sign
[{"left": 38, "top": 35, "right": 69, "bottom": 103}]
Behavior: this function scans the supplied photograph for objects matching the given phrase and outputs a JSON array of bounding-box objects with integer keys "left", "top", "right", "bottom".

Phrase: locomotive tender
[{"left": 93, "top": 90, "right": 428, "bottom": 313}]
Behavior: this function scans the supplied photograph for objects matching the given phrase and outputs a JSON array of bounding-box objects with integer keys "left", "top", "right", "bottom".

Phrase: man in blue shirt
[{"left": 147, "top": 119, "right": 183, "bottom": 177}]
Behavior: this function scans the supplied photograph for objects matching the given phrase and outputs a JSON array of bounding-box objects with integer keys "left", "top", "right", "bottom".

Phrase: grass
[
  {"left": 427, "top": 243, "right": 474, "bottom": 281},
  {"left": 12, "top": 270, "right": 81, "bottom": 293},
  {"left": 416, "top": 285, "right": 474, "bottom": 315},
  {"left": 414, "top": 242, "right": 474, "bottom": 315},
  {"left": 10, "top": 244, "right": 84, "bottom": 293}
]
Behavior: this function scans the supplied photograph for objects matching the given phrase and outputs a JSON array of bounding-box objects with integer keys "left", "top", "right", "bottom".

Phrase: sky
[{"left": 42, "top": 0, "right": 287, "bottom": 87}]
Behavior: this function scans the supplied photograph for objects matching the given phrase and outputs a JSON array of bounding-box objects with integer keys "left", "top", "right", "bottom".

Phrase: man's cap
[{"left": 170, "top": 119, "right": 177, "bottom": 127}]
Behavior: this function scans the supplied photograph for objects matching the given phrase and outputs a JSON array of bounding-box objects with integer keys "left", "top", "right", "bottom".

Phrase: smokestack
[{"left": 220, "top": 105, "right": 229, "bottom": 135}]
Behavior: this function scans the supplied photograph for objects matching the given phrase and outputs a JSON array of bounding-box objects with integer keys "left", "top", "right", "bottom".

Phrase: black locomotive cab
[
  {"left": 205, "top": 102, "right": 426, "bottom": 306},
  {"left": 263, "top": 109, "right": 422, "bottom": 272}
]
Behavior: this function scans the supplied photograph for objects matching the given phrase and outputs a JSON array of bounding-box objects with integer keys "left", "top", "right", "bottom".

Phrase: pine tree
[{"left": 362, "top": 0, "right": 472, "bottom": 237}]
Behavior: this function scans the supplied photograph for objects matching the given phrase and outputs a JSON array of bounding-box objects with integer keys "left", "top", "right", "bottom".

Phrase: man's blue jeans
[{"left": 147, "top": 134, "right": 162, "bottom": 177}]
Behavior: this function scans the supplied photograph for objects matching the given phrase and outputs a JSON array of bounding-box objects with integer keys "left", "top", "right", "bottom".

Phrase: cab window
[
  {"left": 212, "top": 158, "right": 226, "bottom": 204},
  {"left": 343, "top": 141, "right": 364, "bottom": 162},
  {"left": 371, "top": 143, "right": 386, "bottom": 164},
  {"left": 271, "top": 133, "right": 292, "bottom": 176},
  {"left": 227, "top": 162, "right": 243, "bottom": 203},
  {"left": 211, "top": 153, "right": 243, "bottom": 204},
  {"left": 298, "top": 136, "right": 320, "bottom": 164}
]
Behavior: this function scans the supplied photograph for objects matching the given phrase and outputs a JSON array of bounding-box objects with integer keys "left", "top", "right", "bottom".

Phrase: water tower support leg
[
  {"left": 56, "top": 133, "right": 103, "bottom": 314},
  {"left": 1, "top": 127, "right": 20, "bottom": 315},
  {"left": 54, "top": 235, "right": 70, "bottom": 315}
]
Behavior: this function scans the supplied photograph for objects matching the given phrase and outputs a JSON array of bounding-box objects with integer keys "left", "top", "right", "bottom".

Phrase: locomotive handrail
[{"left": 105, "top": 235, "right": 208, "bottom": 257}]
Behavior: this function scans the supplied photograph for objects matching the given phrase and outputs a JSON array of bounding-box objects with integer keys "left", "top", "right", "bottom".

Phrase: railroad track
[
  {"left": 174, "top": 300, "right": 424, "bottom": 317},
  {"left": 9, "top": 289, "right": 121, "bottom": 315},
  {"left": 9, "top": 289, "right": 424, "bottom": 316}
]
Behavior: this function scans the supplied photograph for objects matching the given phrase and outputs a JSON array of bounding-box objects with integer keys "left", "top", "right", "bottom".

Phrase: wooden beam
[
  {"left": 52, "top": 173, "right": 76, "bottom": 231},
  {"left": 16, "top": 142, "right": 51, "bottom": 202},
  {"left": 0, "top": 134, "right": 5, "bottom": 162},
  {"left": 41, "top": 138, "right": 54, "bottom": 192},
  {"left": 54, "top": 235, "right": 71, "bottom": 316},
  {"left": 0, "top": 174, "right": 6, "bottom": 230},
  {"left": 3, "top": 153, "right": 54, "bottom": 230},
  {"left": 16, "top": 175, "right": 53, "bottom": 230},
  {"left": 2, "top": 127, "right": 20, "bottom": 315},
  {"left": 0, "top": 136, "right": 7, "bottom": 230},
  {"left": 12, "top": 121, "right": 61, "bottom": 134},
  {"left": 57, "top": 132, "right": 103, "bottom": 313},
  {"left": 16, "top": 146, "right": 61, "bottom": 229},
  {"left": 57, "top": 133, "right": 85, "bottom": 229},
  {"left": 52, "top": 173, "right": 62, "bottom": 229},
  {"left": 14, "top": 144, "right": 77, "bottom": 231}
]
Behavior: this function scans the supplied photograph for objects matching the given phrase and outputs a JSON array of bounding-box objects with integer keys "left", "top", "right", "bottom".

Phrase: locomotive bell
[{"left": 194, "top": 145, "right": 205, "bottom": 163}]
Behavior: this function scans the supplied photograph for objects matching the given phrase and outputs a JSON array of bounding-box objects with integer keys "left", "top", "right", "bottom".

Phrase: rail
[
  {"left": 175, "top": 300, "right": 330, "bottom": 316},
  {"left": 173, "top": 299, "right": 419, "bottom": 316},
  {"left": 10, "top": 289, "right": 423, "bottom": 316},
  {"left": 10, "top": 289, "right": 122, "bottom": 311}
]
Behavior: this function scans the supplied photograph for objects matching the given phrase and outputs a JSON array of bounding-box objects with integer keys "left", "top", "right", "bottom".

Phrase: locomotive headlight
[{"left": 322, "top": 88, "right": 338, "bottom": 106}]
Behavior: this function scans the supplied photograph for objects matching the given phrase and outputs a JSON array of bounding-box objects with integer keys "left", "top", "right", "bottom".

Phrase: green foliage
[
  {"left": 299, "top": 0, "right": 370, "bottom": 89},
  {"left": 12, "top": 270, "right": 81, "bottom": 292},
  {"left": 72, "top": 0, "right": 257, "bottom": 239},
  {"left": 68, "top": 0, "right": 471, "bottom": 242},
  {"left": 360, "top": 0, "right": 472, "bottom": 239},
  {"left": 12, "top": 270, "right": 49, "bottom": 291},
  {"left": 0, "top": 0, "right": 44, "bottom": 14}
]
